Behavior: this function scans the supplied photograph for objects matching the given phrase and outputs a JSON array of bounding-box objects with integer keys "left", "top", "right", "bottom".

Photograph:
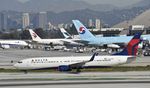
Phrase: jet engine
[{"left": 58, "top": 65, "right": 72, "bottom": 71}]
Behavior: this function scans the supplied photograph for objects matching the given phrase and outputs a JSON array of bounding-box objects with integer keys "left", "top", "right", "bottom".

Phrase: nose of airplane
[{"left": 13, "top": 63, "right": 19, "bottom": 68}]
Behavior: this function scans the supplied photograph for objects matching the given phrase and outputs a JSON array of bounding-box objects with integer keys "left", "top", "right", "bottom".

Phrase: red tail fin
[{"left": 114, "top": 33, "right": 142, "bottom": 56}]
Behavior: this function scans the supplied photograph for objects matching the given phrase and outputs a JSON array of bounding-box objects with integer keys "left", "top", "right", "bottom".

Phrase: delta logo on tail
[
  {"left": 79, "top": 27, "right": 86, "bottom": 34},
  {"left": 126, "top": 35, "right": 142, "bottom": 55},
  {"left": 114, "top": 33, "right": 142, "bottom": 56}
]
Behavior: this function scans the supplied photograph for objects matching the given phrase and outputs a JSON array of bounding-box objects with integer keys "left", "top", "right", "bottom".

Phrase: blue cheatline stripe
[{"left": 1, "top": 44, "right": 21, "bottom": 46}]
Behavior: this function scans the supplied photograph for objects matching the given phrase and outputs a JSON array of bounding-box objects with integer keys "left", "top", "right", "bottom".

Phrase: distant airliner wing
[
  {"left": 69, "top": 53, "right": 98, "bottom": 68},
  {"left": 60, "top": 39, "right": 88, "bottom": 45},
  {"left": 73, "top": 40, "right": 89, "bottom": 44},
  {"left": 60, "top": 40, "right": 71, "bottom": 44}
]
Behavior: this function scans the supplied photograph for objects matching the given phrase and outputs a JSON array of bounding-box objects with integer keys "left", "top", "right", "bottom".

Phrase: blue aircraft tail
[
  {"left": 114, "top": 33, "right": 142, "bottom": 56},
  {"left": 72, "top": 20, "right": 95, "bottom": 40}
]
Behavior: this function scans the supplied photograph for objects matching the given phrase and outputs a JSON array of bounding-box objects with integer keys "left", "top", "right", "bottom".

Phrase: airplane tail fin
[
  {"left": 28, "top": 29, "right": 41, "bottom": 41},
  {"left": 72, "top": 20, "right": 95, "bottom": 40},
  {"left": 60, "top": 28, "right": 72, "bottom": 39},
  {"left": 114, "top": 33, "right": 142, "bottom": 56}
]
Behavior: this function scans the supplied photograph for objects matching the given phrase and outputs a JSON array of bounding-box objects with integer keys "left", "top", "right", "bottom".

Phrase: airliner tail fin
[
  {"left": 114, "top": 33, "right": 142, "bottom": 56},
  {"left": 29, "top": 29, "right": 41, "bottom": 41},
  {"left": 72, "top": 20, "right": 95, "bottom": 40}
]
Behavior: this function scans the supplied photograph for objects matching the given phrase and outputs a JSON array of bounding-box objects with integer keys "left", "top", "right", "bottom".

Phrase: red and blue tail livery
[
  {"left": 79, "top": 27, "right": 86, "bottom": 34},
  {"left": 114, "top": 33, "right": 142, "bottom": 56}
]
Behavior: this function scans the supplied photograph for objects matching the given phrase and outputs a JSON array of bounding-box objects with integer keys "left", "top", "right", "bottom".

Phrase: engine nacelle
[{"left": 58, "top": 65, "right": 72, "bottom": 72}]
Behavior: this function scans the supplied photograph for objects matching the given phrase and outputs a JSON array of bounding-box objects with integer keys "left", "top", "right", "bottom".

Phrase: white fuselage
[
  {"left": 35, "top": 39, "right": 82, "bottom": 46},
  {"left": 0, "top": 40, "right": 28, "bottom": 46},
  {"left": 36, "top": 39, "right": 64, "bottom": 45},
  {"left": 14, "top": 55, "right": 135, "bottom": 70}
]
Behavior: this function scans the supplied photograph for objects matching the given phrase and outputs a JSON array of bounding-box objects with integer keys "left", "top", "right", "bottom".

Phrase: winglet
[{"left": 89, "top": 53, "right": 98, "bottom": 62}]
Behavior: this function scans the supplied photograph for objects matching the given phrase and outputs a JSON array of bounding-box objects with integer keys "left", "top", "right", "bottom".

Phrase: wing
[
  {"left": 73, "top": 39, "right": 89, "bottom": 44},
  {"left": 60, "top": 39, "right": 89, "bottom": 46},
  {"left": 68, "top": 53, "right": 98, "bottom": 68}
]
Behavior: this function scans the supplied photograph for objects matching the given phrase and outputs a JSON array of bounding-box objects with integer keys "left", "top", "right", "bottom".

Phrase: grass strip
[{"left": 1, "top": 66, "right": 150, "bottom": 73}]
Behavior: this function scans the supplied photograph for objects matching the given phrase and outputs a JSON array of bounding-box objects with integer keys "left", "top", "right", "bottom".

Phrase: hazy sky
[
  {"left": 18, "top": 0, "right": 142, "bottom": 7},
  {"left": 83, "top": 0, "right": 142, "bottom": 6},
  {"left": 18, "top": 0, "right": 29, "bottom": 3}
]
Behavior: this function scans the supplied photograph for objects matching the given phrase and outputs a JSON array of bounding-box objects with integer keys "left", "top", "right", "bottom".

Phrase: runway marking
[{"left": 1, "top": 80, "right": 150, "bottom": 87}]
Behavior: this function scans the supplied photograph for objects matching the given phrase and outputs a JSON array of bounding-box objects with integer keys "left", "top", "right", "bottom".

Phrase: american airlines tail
[
  {"left": 114, "top": 33, "right": 142, "bottom": 56},
  {"left": 72, "top": 20, "right": 95, "bottom": 40},
  {"left": 60, "top": 28, "right": 72, "bottom": 39},
  {"left": 28, "top": 29, "right": 41, "bottom": 42}
]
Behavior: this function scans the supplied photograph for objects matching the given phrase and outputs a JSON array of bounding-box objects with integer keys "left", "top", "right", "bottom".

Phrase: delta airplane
[
  {"left": 0, "top": 40, "right": 28, "bottom": 49},
  {"left": 14, "top": 33, "right": 142, "bottom": 72},
  {"left": 29, "top": 29, "right": 82, "bottom": 46},
  {"left": 72, "top": 20, "right": 150, "bottom": 47}
]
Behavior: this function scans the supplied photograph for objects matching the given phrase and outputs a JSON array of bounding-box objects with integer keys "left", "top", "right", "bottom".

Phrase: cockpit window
[{"left": 18, "top": 61, "right": 23, "bottom": 63}]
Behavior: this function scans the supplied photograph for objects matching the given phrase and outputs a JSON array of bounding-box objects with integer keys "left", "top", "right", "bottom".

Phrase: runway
[
  {"left": 4, "top": 84, "right": 150, "bottom": 88},
  {"left": 0, "top": 71, "right": 150, "bottom": 88},
  {"left": 1, "top": 80, "right": 150, "bottom": 87},
  {"left": 0, "top": 49, "right": 150, "bottom": 88},
  {"left": 1, "top": 71, "right": 150, "bottom": 80}
]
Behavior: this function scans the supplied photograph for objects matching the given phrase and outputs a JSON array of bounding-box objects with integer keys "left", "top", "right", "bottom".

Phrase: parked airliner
[
  {"left": 72, "top": 20, "right": 150, "bottom": 47},
  {"left": 14, "top": 33, "right": 142, "bottom": 72},
  {"left": 29, "top": 29, "right": 82, "bottom": 46},
  {"left": 0, "top": 40, "right": 28, "bottom": 49},
  {"left": 60, "top": 27, "right": 120, "bottom": 49}
]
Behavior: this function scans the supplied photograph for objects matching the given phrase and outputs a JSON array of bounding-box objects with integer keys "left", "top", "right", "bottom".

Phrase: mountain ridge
[
  {"left": 0, "top": 0, "right": 118, "bottom": 12},
  {"left": 113, "top": 9, "right": 150, "bottom": 28}
]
